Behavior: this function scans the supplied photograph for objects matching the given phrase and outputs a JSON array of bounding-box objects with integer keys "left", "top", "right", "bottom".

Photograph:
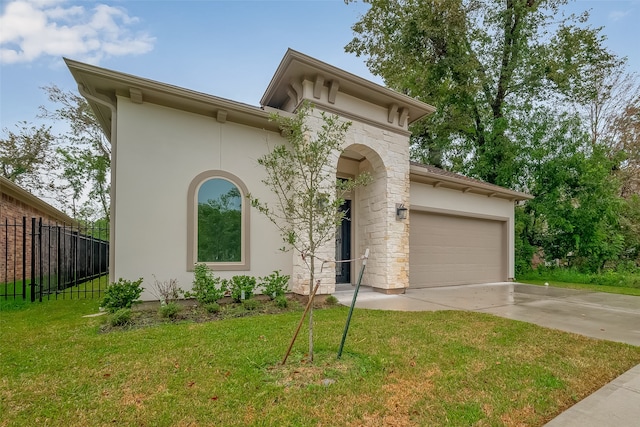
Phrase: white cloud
[
  {"left": 609, "top": 10, "right": 631, "bottom": 22},
  {"left": 0, "top": 0, "right": 155, "bottom": 65}
]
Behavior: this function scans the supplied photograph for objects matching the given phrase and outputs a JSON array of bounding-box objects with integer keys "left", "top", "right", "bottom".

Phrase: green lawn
[
  {"left": 1, "top": 298, "right": 639, "bottom": 426},
  {"left": 518, "top": 278, "right": 640, "bottom": 296},
  {"left": 517, "top": 269, "right": 640, "bottom": 296},
  {"left": 1, "top": 276, "right": 108, "bottom": 311}
]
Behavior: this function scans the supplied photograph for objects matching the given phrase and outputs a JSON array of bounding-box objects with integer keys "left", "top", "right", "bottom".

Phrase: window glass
[{"left": 197, "top": 178, "right": 242, "bottom": 262}]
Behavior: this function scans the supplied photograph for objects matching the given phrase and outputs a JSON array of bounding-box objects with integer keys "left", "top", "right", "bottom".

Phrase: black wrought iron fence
[{"left": 1, "top": 217, "right": 109, "bottom": 302}]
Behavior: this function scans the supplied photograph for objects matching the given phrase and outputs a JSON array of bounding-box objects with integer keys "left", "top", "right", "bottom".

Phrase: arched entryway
[
  {"left": 289, "top": 108, "right": 414, "bottom": 295},
  {"left": 335, "top": 142, "right": 408, "bottom": 292}
]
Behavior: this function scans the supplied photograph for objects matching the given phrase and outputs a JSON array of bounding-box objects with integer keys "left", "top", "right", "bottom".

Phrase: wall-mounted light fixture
[{"left": 396, "top": 203, "right": 408, "bottom": 220}]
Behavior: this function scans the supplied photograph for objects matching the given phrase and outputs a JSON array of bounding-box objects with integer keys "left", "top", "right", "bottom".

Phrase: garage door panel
[{"left": 410, "top": 212, "right": 506, "bottom": 288}]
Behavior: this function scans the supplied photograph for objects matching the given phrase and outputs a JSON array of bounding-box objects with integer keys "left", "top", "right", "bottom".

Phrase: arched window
[{"left": 187, "top": 171, "right": 250, "bottom": 270}]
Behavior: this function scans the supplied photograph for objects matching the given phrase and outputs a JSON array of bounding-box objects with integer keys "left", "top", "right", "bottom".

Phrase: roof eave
[
  {"left": 409, "top": 164, "right": 534, "bottom": 201},
  {"left": 1, "top": 177, "right": 76, "bottom": 224},
  {"left": 64, "top": 58, "right": 282, "bottom": 135},
  {"left": 260, "top": 49, "right": 435, "bottom": 124}
]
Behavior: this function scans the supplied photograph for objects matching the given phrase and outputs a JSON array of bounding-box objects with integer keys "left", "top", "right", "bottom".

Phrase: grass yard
[
  {"left": 518, "top": 268, "right": 640, "bottom": 296},
  {"left": 1, "top": 275, "right": 108, "bottom": 311},
  {"left": 1, "top": 298, "right": 639, "bottom": 426},
  {"left": 518, "top": 278, "right": 640, "bottom": 296}
]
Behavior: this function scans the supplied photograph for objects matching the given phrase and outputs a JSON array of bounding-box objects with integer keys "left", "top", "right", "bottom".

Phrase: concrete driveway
[{"left": 333, "top": 282, "right": 640, "bottom": 346}]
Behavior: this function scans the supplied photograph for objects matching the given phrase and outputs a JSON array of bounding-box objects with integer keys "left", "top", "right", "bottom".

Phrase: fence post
[
  {"left": 30, "top": 217, "right": 36, "bottom": 302},
  {"left": 3, "top": 218, "right": 6, "bottom": 295},
  {"left": 22, "top": 217, "right": 26, "bottom": 300},
  {"left": 38, "top": 218, "right": 43, "bottom": 302}
]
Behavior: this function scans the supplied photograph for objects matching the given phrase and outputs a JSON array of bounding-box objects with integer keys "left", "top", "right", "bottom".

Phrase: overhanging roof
[
  {"left": 1, "top": 177, "right": 75, "bottom": 224},
  {"left": 64, "top": 59, "right": 281, "bottom": 140},
  {"left": 261, "top": 49, "right": 435, "bottom": 124},
  {"left": 410, "top": 163, "right": 533, "bottom": 201}
]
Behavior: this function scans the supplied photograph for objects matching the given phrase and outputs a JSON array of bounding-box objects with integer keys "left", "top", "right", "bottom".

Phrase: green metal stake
[{"left": 337, "top": 248, "right": 369, "bottom": 359}]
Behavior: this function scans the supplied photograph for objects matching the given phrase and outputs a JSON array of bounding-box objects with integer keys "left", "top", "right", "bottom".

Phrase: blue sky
[{"left": 1, "top": 0, "right": 639, "bottom": 134}]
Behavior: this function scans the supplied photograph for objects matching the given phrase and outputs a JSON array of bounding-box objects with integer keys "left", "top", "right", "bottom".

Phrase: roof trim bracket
[
  {"left": 399, "top": 107, "right": 409, "bottom": 127},
  {"left": 129, "top": 87, "right": 143, "bottom": 104},
  {"left": 288, "top": 79, "right": 303, "bottom": 106},
  {"left": 313, "top": 74, "right": 324, "bottom": 99},
  {"left": 388, "top": 103, "right": 398, "bottom": 124},
  {"left": 328, "top": 79, "right": 339, "bottom": 104}
]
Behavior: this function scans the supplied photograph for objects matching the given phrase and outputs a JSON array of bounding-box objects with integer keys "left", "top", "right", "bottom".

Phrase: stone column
[{"left": 349, "top": 122, "right": 411, "bottom": 293}]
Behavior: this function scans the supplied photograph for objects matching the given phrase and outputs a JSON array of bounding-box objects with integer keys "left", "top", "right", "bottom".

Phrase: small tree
[{"left": 250, "top": 102, "right": 369, "bottom": 362}]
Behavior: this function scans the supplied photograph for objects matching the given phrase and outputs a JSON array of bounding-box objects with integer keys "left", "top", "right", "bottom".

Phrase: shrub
[
  {"left": 186, "top": 264, "right": 227, "bottom": 304},
  {"left": 229, "top": 275, "right": 257, "bottom": 302},
  {"left": 101, "top": 278, "right": 144, "bottom": 313},
  {"left": 275, "top": 295, "right": 288, "bottom": 308},
  {"left": 150, "top": 276, "right": 183, "bottom": 305},
  {"left": 325, "top": 295, "right": 339, "bottom": 305},
  {"left": 159, "top": 302, "right": 181, "bottom": 319},
  {"left": 259, "top": 270, "right": 290, "bottom": 299},
  {"left": 242, "top": 298, "right": 261, "bottom": 311},
  {"left": 109, "top": 308, "right": 132, "bottom": 327},
  {"left": 205, "top": 302, "right": 221, "bottom": 314}
]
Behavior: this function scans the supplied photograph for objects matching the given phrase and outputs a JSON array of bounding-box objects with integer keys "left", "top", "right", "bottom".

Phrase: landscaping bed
[{"left": 100, "top": 294, "right": 336, "bottom": 332}]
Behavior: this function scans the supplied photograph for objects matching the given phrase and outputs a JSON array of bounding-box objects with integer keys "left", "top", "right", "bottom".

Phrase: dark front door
[{"left": 335, "top": 200, "right": 351, "bottom": 284}]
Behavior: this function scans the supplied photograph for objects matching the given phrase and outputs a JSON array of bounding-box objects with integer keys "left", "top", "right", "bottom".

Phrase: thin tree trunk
[{"left": 308, "top": 255, "right": 314, "bottom": 362}]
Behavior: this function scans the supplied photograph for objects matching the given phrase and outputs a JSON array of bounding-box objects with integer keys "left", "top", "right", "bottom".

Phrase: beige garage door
[{"left": 410, "top": 211, "right": 506, "bottom": 288}]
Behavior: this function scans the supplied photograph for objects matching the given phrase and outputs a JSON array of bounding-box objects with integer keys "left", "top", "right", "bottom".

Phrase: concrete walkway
[{"left": 333, "top": 282, "right": 640, "bottom": 426}]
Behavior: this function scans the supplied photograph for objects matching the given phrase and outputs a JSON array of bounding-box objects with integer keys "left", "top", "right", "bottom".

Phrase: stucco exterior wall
[
  {"left": 114, "top": 98, "right": 292, "bottom": 301},
  {"left": 68, "top": 51, "right": 526, "bottom": 301},
  {"left": 410, "top": 182, "right": 516, "bottom": 279}
]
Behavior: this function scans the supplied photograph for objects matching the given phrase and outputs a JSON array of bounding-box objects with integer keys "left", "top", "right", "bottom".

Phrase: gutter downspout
[{"left": 77, "top": 83, "right": 117, "bottom": 280}]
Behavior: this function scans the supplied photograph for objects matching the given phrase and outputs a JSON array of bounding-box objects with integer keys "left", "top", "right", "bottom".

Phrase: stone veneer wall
[
  {"left": 349, "top": 121, "right": 410, "bottom": 292},
  {"left": 290, "top": 108, "right": 411, "bottom": 295},
  {"left": 289, "top": 110, "right": 341, "bottom": 295}
]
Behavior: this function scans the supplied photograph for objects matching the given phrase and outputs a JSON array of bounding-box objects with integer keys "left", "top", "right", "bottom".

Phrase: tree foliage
[
  {"left": 346, "top": 0, "right": 620, "bottom": 187},
  {"left": 514, "top": 109, "right": 624, "bottom": 271},
  {"left": 39, "top": 85, "right": 111, "bottom": 222},
  {"left": 0, "top": 122, "right": 55, "bottom": 192},
  {"left": 620, "top": 196, "right": 640, "bottom": 264},
  {"left": 1, "top": 85, "right": 110, "bottom": 224},
  {"left": 347, "top": 0, "right": 638, "bottom": 271},
  {"left": 250, "top": 102, "right": 370, "bottom": 361},
  {"left": 613, "top": 103, "right": 640, "bottom": 198}
]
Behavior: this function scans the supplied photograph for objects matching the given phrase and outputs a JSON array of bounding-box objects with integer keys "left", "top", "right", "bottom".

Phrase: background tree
[
  {"left": 250, "top": 102, "right": 369, "bottom": 362},
  {"left": 514, "top": 108, "right": 624, "bottom": 272},
  {"left": 346, "top": 0, "right": 636, "bottom": 271},
  {"left": 346, "top": 0, "right": 620, "bottom": 187},
  {"left": 1, "top": 85, "right": 110, "bottom": 224},
  {"left": 612, "top": 103, "right": 640, "bottom": 199},
  {"left": 39, "top": 85, "right": 111, "bottom": 222},
  {"left": 571, "top": 60, "right": 640, "bottom": 198},
  {"left": 619, "top": 195, "right": 640, "bottom": 265},
  {"left": 0, "top": 122, "right": 55, "bottom": 193}
]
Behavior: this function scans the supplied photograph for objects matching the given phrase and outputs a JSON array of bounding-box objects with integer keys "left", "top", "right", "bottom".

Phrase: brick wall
[{"left": 1, "top": 192, "right": 68, "bottom": 283}]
